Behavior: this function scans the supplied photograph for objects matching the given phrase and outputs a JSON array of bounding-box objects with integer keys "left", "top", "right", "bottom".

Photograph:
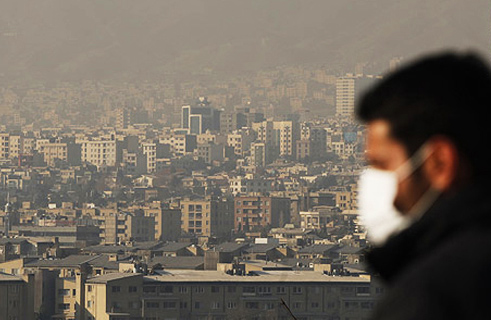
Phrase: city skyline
[{"left": 0, "top": 1, "right": 489, "bottom": 319}]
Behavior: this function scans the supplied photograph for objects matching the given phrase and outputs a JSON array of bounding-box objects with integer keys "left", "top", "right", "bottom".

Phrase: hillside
[{"left": 0, "top": 0, "right": 488, "bottom": 81}]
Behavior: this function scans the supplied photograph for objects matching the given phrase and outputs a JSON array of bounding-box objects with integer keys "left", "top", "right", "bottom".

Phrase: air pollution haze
[{"left": 0, "top": 0, "right": 489, "bottom": 82}]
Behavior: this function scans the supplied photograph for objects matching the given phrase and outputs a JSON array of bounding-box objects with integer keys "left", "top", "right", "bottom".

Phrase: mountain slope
[{"left": 0, "top": 0, "right": 488, "bottom": 81}]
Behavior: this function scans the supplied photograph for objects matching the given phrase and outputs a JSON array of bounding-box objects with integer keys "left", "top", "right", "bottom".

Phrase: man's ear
[{"left": 423, "top": 136, "right": 459, "bottom": 192}]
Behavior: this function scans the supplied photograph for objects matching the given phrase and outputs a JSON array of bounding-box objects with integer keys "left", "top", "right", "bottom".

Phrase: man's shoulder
[
  {"left": 374, "top": 226, "right": 491, "bottom": 319},
  {"left": 398, "top": 225, "right": 491, "bottom": 282}
]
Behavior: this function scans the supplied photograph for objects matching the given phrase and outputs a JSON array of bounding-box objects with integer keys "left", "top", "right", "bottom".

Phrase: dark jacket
[{"left": 366, "top": 183, "right": 491, "bottom": 319}]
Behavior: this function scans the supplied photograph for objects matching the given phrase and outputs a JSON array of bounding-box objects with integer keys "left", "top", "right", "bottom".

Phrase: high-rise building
[
  {"left": 252, "top": 119, "right": 300, "bottom": 158},
  {"left": 220, "top": 107, "right": 264, "bottom": 134},
  {"left": 273, "top": 120, "right": 300, "bottom": 157},
  {"left": 181, "top": 97, "right": 221, "bottom": 134},
  {"left": 115, "top": 107, "right": 131, "bottom": 129},
  {"left": 297, "top": 124, "right": 327, "bottom": 160},
  {"left": 250, "top": 142, "right": 268, "bottom": 167},
  {"left": 335, "top": 75, "right": 378, "bottom": 117}
]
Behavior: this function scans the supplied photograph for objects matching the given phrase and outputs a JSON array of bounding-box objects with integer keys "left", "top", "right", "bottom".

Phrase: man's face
[{"left": 365, "top": 120, "right": 430, "bottom": 215}]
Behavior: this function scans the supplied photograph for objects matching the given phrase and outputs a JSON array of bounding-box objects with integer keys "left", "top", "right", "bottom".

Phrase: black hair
[{"left": 356, "top": 51, "right": 491, "bottom": 179}]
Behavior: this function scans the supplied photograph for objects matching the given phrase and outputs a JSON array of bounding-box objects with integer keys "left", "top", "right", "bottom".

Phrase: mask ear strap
[
  {"left": 394, "top": 143, "right": 432, "bottom": 182},
  {"left": 407, "top": 186, "right": 442, "bottom": 220}
]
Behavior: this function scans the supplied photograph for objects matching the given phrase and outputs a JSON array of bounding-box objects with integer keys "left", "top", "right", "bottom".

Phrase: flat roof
[
  {"left": 86, "top": 272, "right": 141, "bottom": 284},
  {"left": 0, "top": 272, "right": 25, "bottom": 283},
  {"left": 143, "top": 270, "right": 370, "bottom": 284}
]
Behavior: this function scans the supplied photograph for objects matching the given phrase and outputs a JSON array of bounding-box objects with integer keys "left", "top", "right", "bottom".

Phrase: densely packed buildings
[{"left": 0, "top": 63, "right": 385, "bottom": 320}]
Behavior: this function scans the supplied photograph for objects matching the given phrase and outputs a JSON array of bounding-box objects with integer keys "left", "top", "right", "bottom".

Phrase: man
[{"left": 355, "top": 51, "right": 491, "bottom": 319}]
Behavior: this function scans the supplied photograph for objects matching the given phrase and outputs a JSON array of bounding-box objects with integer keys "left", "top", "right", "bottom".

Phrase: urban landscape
[
  {"left": 0, "top": 1, "right": 487, "bottom": 320},
  {"left": 0, "top": 60, "right": 389, "bottom": 320}
]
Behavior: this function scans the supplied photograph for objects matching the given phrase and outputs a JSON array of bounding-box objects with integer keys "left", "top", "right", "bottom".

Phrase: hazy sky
[{"left": 0, "top": 0, "right": 489, "bottom": 82}]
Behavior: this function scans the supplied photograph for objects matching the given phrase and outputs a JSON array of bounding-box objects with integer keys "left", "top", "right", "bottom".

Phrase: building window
[
  {"left": 264, "top": 302, "right": 275, "bottom": 310},
  {"left": 146, "top": 302, "right": 159, "bottom": 308},
  {"left": 211, "top": 302, "right": 220, "bottom": 309},
  {"left": 195, "top": 286, "right": 204, "bottom": 293},
  {"left": 361, "top": 302, "right": 374, "bottom": 310},
  {"left": 211, "top": 286, "right": 220, "bottom": 293},
  {"left": 58, "top": 303, "right": 70, "bottom": 310},
  {"left": 58, "top": 289, "right": 70, "bottom": 296},
  {"left": 163, "top": 301, "right": 176, "bottom": 309},
  {"left": 277, "top": 287, "right": 286, "bottom": 294},
  {"left": 257, "top": 286, "right": 271, "bottom": 295},
  {"left": 356, "top": 286, "right": 370, "bottom": 295},
  {"left": 161, "top": 286, "right": 173, "bottom": 294},
  {"left": 245, "top": 302, "right": 259, "bottom": 309},
  {"left": 143, "top": 286, "right": 157, "bottom": 293},
  {"left": 243, "top": 286, "right": 255, "bottom": 294},
  {"left": 344, "top": 301, "right": 359, "bottom": 309}
]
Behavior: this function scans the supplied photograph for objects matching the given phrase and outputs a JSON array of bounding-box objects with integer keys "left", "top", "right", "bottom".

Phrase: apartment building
[
  {"left": 7, "top": 134, "right": 22, "bottom": 160},
  {"left": 252, "top": 120, "right": 300, "bottom": 158},
  {"left": 141, "top": 141, "right": 171, "bottom": 173},
  {"left": 179, "top": 197, "right": 234, "bottom": 238},
  {"left": 159, "top": 132, "right": 197, "bottom": 157},
  {"left": 229, "top": 176, "right": 273, "bottom": 196},
  {"left": 0, "top": 133, "right": 10, "bottom": 159},
  {"left": 249, "top": 142, "right": 268, "bottom": 167},
  {"left": 335, "top": 75, "right": 377, "bottom": 117},
  {"left": 0, "top": 272, "right": 34, "bottom": 320},
  {"left": 39, "top": 142, "right": 82, "bottom": 167},
  {"left": 100, "top": 212, "right": 155, "bottom": 245},
  {"left": 194, "top": 143, "right": 224, "bottom": 164},
  {"left": 234, "top": 196, "right": 291, "bottom": 232},
  {"left": 83, "top": 270, "right": 379, "bottom": 320},
  {"left": 135, "top": 205, "right": 182, "bottom": 242},
  {"left": 227, "top": 130, "right": 254, "bottom": 156},
  {"left": 273, "top": 120, "right": 300, "bottom": 157},
  {"left": 80, "top": 139, "right": 118, "bottom": 167},
  {"left": 299, "top": 211, "right": 333, "bottom": 230}
]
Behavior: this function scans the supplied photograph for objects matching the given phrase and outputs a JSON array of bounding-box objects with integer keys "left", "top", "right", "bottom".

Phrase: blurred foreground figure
[{"left": 356, "top": 51, "right": 491, "bottom": 319}]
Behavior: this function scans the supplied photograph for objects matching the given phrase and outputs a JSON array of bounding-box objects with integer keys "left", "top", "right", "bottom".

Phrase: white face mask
[
  {"left": 357, "top": 143, "right": 437, "bottom": 246},
  {"left": 357, "top": 167, "right": 412, "bottom": 246}
]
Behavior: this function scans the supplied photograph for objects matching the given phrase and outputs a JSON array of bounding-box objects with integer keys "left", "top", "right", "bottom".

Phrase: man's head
[{"left": 356, "top": 51, "right": 491, "bottom": 216}]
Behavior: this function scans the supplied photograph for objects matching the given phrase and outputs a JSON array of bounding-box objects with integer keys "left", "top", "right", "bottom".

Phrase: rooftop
[
  {"left": 149, "top": 256, "right": 204, "bottom": 270},
  {"left": 144, "top": 270, "right": 370, "bottom": 283},
  {"left": 26, "top": 254, "right": 105, "bottom": 268},
  {"left": 0, "top": 272, "right": 25, "bottom": 283},
  {"left": 86, "top": 272, "right": 141, "bottom": 284}
]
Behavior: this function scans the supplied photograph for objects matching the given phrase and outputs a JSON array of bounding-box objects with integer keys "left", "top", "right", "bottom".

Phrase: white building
[{"left": 80, "top": 139, "right": 117, "bottom": 167}]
